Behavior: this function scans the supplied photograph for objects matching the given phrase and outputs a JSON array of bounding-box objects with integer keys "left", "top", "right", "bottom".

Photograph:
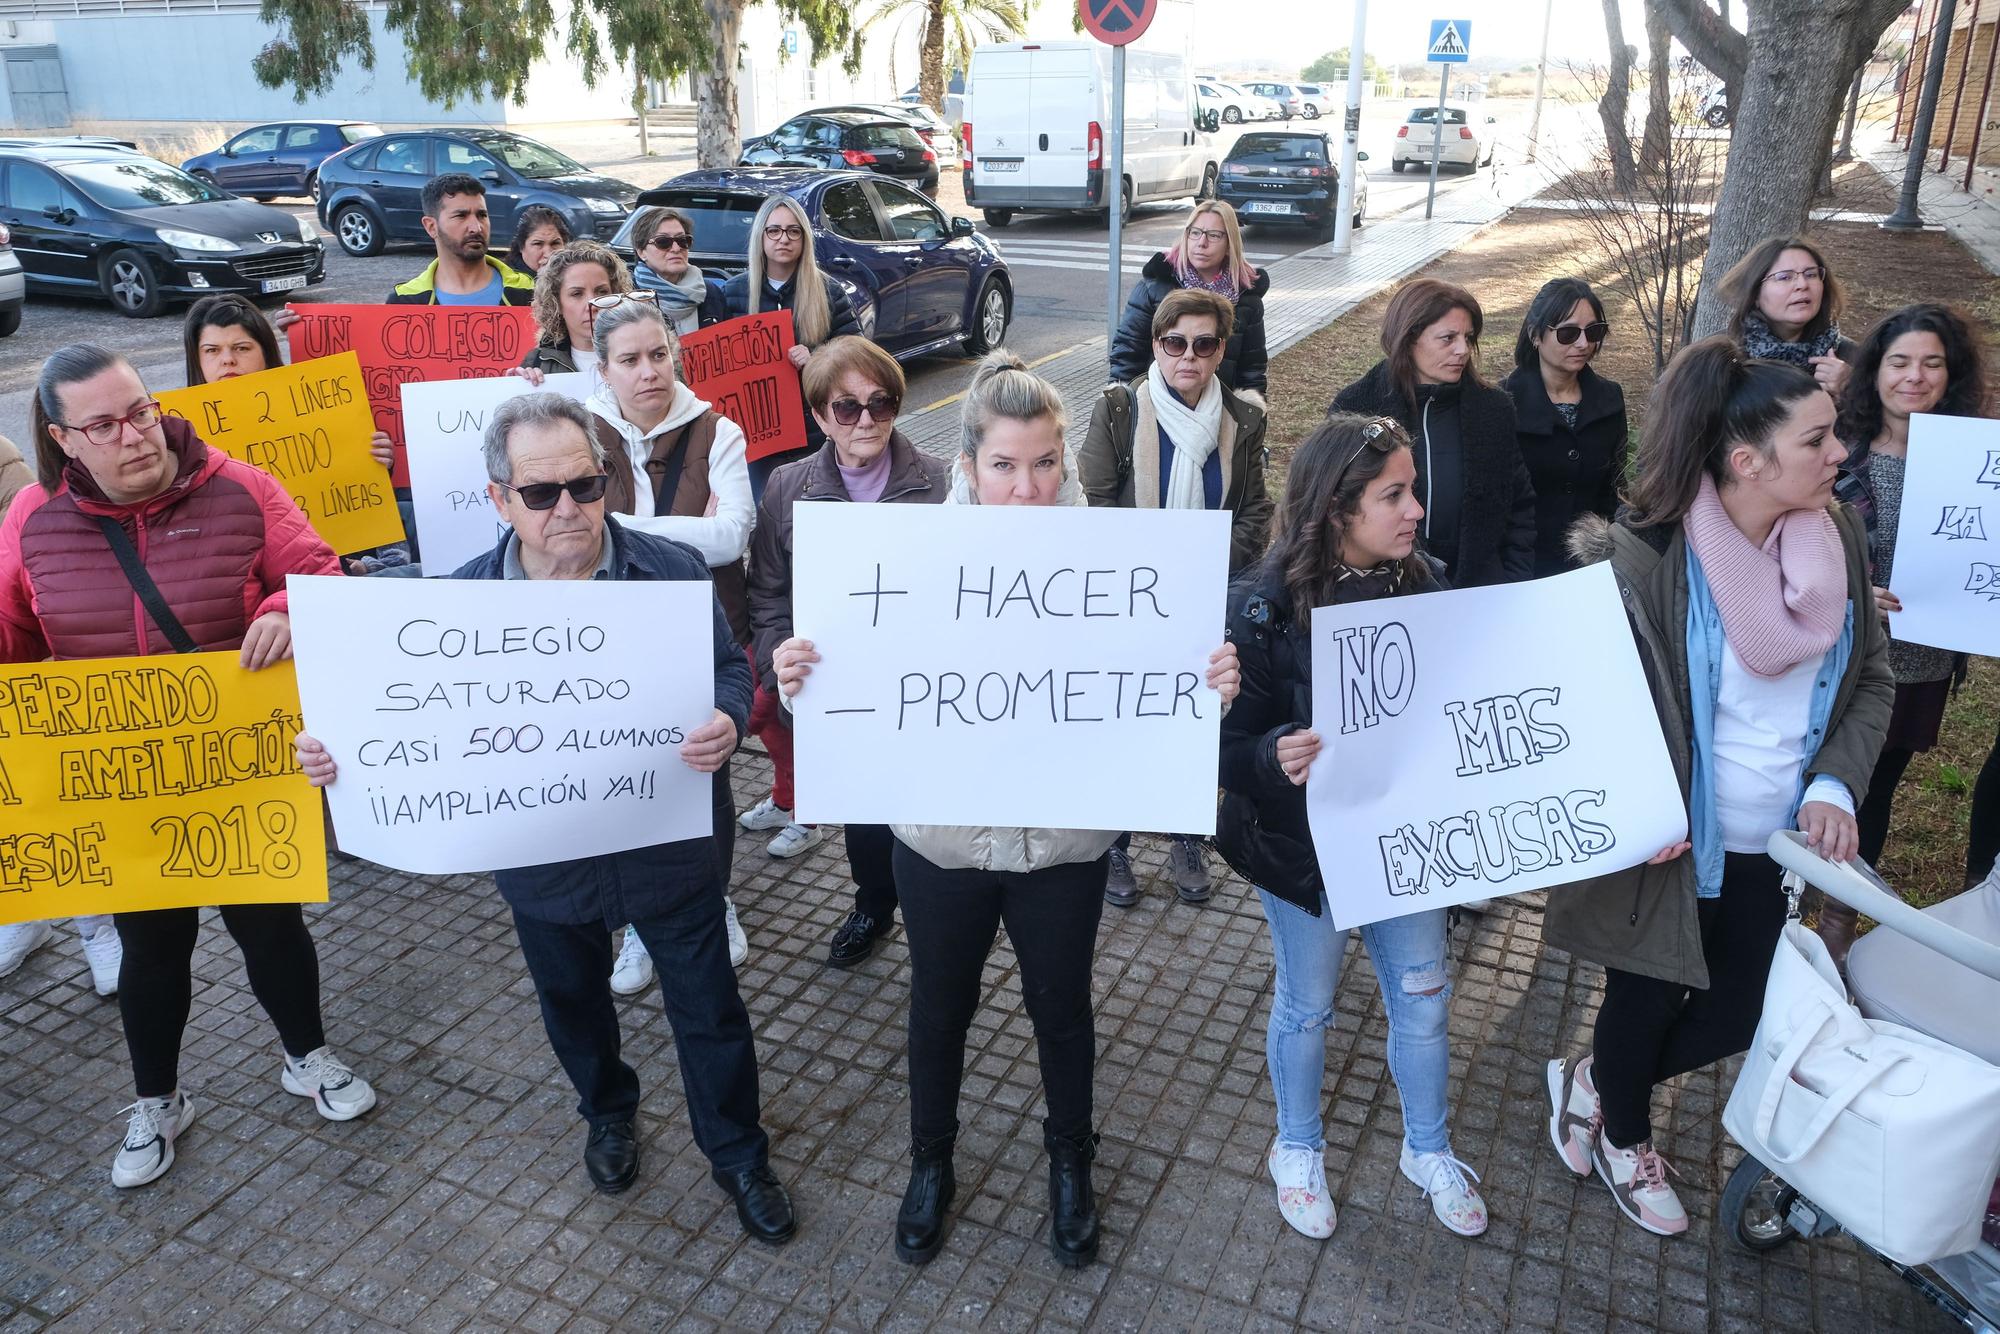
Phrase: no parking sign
[{"left": 1077, "top": 0, "right": 1153, "bottom": 46}]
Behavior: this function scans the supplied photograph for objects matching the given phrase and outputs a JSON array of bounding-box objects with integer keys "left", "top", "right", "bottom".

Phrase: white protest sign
[
  {"left": 287, "top": 573, "right": 714, "bottom": 874},
  {"left": 1306, "top": 562, "right": 1686, "bottom": 929},
  {"left": 402, "top": 372, "right": 593, "bottom": 577},
  {"left": 1888, "top": 412, "right": 2000, "bottom": 656},
  {"left": 791, "top": 503, "right": 1231, "bottom": 831}
]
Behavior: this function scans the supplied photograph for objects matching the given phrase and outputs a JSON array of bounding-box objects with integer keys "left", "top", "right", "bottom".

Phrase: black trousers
[
  {"left": 114, "top": 904, "right": 326, "bottom": 1099},
  {"left": 1969, "top": 731, "right": 2000, "bottom": 885},
  {"left": 510, "top": 886, "right": 768, "bottom": 1172},
  {"left": 894, "top": 841, "right": 1107, "bottom": 1143},
  {"left": 848, "top": 823, "right": 899, "bottom": 921},
  {"left": 1856, "top": 746, "right": 1915, "bottom": 869},
  {"left": 1591, "top": 852, "right": 1787, "bottom": 1148}
]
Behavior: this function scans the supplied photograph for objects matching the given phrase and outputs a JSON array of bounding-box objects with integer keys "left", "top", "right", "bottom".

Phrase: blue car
[
  {"left": 610, "top": 168, "right": 1010, "bottom": 362},
  {"left": 182, "top": 121, "right": 382, "bottom": 203}
]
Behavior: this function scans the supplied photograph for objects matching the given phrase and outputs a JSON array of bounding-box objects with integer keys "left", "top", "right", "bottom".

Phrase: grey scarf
[{"left": 1740, "top": 311, "right": 1842, "bottom": 366}]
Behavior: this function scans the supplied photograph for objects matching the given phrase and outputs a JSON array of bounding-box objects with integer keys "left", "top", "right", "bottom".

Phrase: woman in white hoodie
[
  {"left": 772, "top": 350, "right": 1240, "bottom": 1270},
  {"left": 585, "top": 297, "right": 758, "bottom": 986}
]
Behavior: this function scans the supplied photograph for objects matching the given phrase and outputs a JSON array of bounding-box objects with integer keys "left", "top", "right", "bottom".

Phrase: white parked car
[
  {"left": 1242, "top": 81, "right": 1305, "bottom": 120},
  {"left": 1197, "top": 81, "right": 1282, "bottom": 125},
  {"left": 1291, "top": 82, "right": 1337, "bottom": 119},
  {"left": 1390, "top": 104, "right": 1495, "bottom": 172}
]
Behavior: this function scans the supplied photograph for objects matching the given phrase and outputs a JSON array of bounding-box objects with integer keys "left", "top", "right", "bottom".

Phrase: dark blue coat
[{"left": 449, "top": 517, "right": 754, "bottom": 926}]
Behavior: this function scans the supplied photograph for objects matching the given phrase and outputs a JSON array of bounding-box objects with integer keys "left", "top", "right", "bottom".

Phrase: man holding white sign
[{"left": 292, "top": 394, "right": 797, "bottom": 1241}]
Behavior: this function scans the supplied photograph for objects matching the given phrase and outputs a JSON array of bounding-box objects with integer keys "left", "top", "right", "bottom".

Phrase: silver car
[
  {"left": 1244, "top": 82, "right": 1305, "bottom": 121},
  {"left": 0, "top": 234, "right": 25, "bottom": 337}
]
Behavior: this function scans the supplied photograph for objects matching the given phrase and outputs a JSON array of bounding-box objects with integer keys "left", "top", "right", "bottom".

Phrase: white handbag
[{"left": 1722, "top": 922, "right": 2000, "bottom": 1267}]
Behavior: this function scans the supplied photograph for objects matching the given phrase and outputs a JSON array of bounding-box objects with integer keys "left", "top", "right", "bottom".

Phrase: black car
[
  {"left": 0, "top": 139, "right": 325, "bottom": 318},
  {"left": 739, "top": 112, "right": 939, "bottom": 196},
  {"left": 1217, "top": 131, "right": 1368, "bottom": 239},
  {"left": 315, "top": 128, "right": 639, "bottom": 258},
  {"left": 181, "top": 120, "right": 383, "bottom": 203}
]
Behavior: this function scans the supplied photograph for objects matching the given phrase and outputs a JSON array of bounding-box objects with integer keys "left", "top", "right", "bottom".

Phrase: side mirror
[
  {"left": 950, "top": 215, "right": 976, "bottom": 237},
  {"left": 1356, "top": 150, "right": 1371, "bottom": 161},
  {"left": 479, "top": 169, "right": 503, "bottom": 184},
  {"left": 42, "top": 205, "right": 71, "bottom": 225}
]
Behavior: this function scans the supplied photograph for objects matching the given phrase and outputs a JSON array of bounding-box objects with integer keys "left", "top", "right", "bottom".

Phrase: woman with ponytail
[
  {"left": 769, "top": 350, "right": 1239, "bottom": 1270},
  {"left": 1542, "top": 336, "right": 1891, "bottom": 1238}
]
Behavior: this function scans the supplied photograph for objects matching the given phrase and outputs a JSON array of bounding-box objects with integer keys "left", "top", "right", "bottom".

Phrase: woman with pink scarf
[
  {"left": 1108, "top": 201, "right": 1268, "bottom": 394},
  {"left": 1540, "top": 337, "right": 1891, "bottom": 1239}
]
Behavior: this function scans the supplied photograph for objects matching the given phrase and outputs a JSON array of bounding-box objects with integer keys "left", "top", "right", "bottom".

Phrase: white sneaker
[
  {"left": 81, "top": 922, "right": 122, "bottom": 997},
  {"left": 610, "top": 927, "right": 654, "bottom": 995},
  {"left": 111, "top": 1091, "right": 195, "bottom": 1189},
  {"left": 1399, "top": 1143, "right": 1489, "bottom": 1237},
  {"left": 1268, "top": 1138, "right": 1337, "bottom": 1238},
  {"left": 724, "top": 898, "right": 749, "bottom": 968},
  {"left": 739, "top": 797, "right": 794, "bottom": 832},
  {"left": 282, "top": 1046, "right": 377, "bottom": 1122},
  {"left": 0, "top": 921, "right": 53, "bottom": 979},
  {"left": 1592, "top": 1133, "right": 1689, "bottom": 1236},
  {"left": 766, "top": 823, "right": 823, "bottom": 859}
]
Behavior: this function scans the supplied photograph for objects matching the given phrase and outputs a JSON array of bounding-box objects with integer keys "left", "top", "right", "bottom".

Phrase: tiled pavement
[{"left": 0, "top": 745, "right": 1958, "bottom": 1332}]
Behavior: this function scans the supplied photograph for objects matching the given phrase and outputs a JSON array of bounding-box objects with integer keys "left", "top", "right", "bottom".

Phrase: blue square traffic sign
[{"left": 1427, "top": 18, "right": 1472, "bottom": 63}]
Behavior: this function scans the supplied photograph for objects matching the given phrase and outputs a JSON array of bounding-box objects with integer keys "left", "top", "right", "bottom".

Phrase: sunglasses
[
  {"left": 1157, "top": 333, "right": 1223, "bottom": 358},
  {"left": 827, "top": 392, "right": 901, "bottom": 426},
  {"left": 496, "top": 474, "right": 610, "bottom": 510},
  {"left": 646, "top": 233, "right": 692, "bottom": 250},
  {"left": 588, "top": 290, "right": 658, "bottom": 312},
  {"left": 1331, "top": 418, "right": 1402, "bottom": 488},
  {"left": 1550, "top": 321, "right": 1609, "bottom": 346}
]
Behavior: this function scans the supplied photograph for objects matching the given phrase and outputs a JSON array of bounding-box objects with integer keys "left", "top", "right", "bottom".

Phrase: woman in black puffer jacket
[{"left": 1109, "top": 201, "right": 1268, "bottom": 394}]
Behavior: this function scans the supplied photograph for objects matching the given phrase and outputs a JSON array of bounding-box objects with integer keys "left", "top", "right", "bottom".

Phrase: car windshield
[
  {"left": 619, "top": 192, "right": 768, "bottom": 258},
  {"left": 1230, "top": 136, "right": 1327, "bottom": 165},
  {"left": 341, "top": 124, "right": 385, "bottom": 144},
  {"left": 475, "top": 135, "right": 588, "bottom": 179},
  {"left": 1408, "top": 107, "right": 1468, "bottom": 125},
  {"left": 63, "top": 158, "right": 227, "bottom": 208},
  {"left": 856, "top": 123, "right": 921, "bottom": 150}
]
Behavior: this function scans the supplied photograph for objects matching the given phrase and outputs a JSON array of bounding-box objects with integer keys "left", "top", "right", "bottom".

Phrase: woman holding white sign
[
  {"left": 772, "top": 350, "right": 1241, "bottom": 1269},
  {"left": 1216, "top": 413, "right": 1489, "bottom": 1244},
  {"left": 1544, "top": 337, "right": 1892, "bottom": 1238}
]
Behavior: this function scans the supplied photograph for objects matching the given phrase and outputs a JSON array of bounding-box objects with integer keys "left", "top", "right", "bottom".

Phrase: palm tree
[{"left": 855, "top": 0, "right": 1028, "bottom": 115}]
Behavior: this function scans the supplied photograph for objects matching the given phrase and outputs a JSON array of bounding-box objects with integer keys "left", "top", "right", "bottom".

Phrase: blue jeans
[{"left": 1257, "top": 889, "right": 1453, "bottom": 1155}]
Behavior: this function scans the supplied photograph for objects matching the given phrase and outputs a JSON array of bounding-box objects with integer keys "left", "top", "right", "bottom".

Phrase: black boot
[
  {"left": 1045, "top": 1129, "right": 1100, "bottom": 1267},
  {"left": 894, "top": 1135, "right": 956, "bottom": 1264}
]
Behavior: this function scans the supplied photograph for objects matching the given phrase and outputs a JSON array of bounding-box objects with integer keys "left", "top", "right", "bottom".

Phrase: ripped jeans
[{"left": 1257, "top": 889, "right": 1452, "bottom": 1155}]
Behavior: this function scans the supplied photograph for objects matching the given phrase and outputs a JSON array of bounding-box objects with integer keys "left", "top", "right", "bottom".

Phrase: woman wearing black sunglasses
[
  {"left": 1504, "top": 278, "right": 1629, "bottom": 579},
  {"left": 630, "top": 205, "right": 726, "bottom": 335}
]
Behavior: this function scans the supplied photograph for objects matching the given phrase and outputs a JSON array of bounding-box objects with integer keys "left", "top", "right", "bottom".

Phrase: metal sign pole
[
  {"left": 1332, "top": 0, "right": 1368, "bottom": 254},
  {"left": 1107, "top": 42, "right": 1127, "bottom": 350},
  {"left": 1425, "top": 63, "right": 1447, "bottom": 219}
]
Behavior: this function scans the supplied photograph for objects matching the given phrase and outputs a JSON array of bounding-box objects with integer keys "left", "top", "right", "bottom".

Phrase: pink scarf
[{"left": 1684, "top": 473, "right": 1847, "bottom": 677}]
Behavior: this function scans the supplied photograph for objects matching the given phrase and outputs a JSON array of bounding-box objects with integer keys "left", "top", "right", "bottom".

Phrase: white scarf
[{"left": 1145, "top": 362, "right": 1224, "bottom": 510}]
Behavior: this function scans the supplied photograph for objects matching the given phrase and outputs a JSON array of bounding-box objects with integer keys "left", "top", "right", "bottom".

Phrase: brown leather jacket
[{"left": 593, "top": 410, "right": 750, "bottom": 644}]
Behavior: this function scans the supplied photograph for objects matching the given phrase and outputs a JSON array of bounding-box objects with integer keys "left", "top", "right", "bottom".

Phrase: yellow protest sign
[
  {"left": 0, "top": 653, "right": 328, "bottom": 925},
  {"left": 156, "top": 351, "right": 403, "bottom": 555}
]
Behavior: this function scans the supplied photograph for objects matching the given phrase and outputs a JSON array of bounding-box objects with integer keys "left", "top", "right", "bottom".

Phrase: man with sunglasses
[
  {"left": 324, "top": 390, "right": 797, "bottom": 1237},
  {"left": 1081, "top": 288, "right": 1271, "bottom": 908},
  {"left": 630, "top": 205, "right": 725, "bottom": 335}
]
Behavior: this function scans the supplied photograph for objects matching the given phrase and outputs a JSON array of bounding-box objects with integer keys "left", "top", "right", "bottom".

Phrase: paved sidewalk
[
  {"left": 0, "top": 746, "right": 1954, "bottom": 1332},
  {"left": 1862, "top": 128, "right": 2000, "bottom": 273}
]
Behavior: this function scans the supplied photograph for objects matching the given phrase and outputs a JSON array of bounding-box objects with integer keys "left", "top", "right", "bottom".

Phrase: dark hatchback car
[
  {"left": 739, "top": 112, "right": 940, "bottom": 197},
  {"left": 316, "top": 128, "right": 639, "bottom": 257},
  {"left": 0, "top": 139, "right": 324, "bottom": 317},
  {"left": 609, "top": 168, "right": 1007, "bottom": 362},
  {"left": 1218, "top": 131, "right": 1368, "bottom": 239},
  {"left": 181, "top": 121, "right": 382, "bottom": 202}
]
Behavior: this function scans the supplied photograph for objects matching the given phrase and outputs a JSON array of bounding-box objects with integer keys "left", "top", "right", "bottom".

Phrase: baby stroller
[{"left": 1718, "top": 830, "right": 2000, "bottom": 1331}]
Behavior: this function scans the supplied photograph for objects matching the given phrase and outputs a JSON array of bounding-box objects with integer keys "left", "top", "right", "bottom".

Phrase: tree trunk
[
  {"left": 695, "top": 0, "right": 745, "bottom": 170},
  {"left": 1601, "top": 0, "right": 1637, "bottom": 192},
  {"left": 1639, "top": 4, "right": 1672, "bottom": 172},
  {"left": 921, "top": 0, "right": 946, "bottom": 115}
]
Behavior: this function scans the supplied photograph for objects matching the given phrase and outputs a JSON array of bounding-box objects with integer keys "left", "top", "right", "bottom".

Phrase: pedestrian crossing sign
[{"left": 1427, "top": 18, "right": 1471, "bottom": 63}]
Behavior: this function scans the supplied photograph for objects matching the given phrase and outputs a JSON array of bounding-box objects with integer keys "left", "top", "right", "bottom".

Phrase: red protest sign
[
  {"left": 678, "top": 311, "right": 810, "bottom": 463},
  {"left": 285, "top": 304, "right": 539, "bottom": 487}
]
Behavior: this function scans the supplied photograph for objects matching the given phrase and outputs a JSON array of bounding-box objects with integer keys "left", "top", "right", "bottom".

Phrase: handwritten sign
[
  {"left": 679, "top": 312, "right": 806, "bottom": 462},
  {"left": 287, "top": 574, "right": 715, "bottom": 874},
  {"left": 1889, "top": 413, "right": 2000, "bottom": 656},
  {"left": 156, "top": 352, "right": 401, "bottom": 555},
  {"left": 1305, "top": 563, "right": 1685, "bottom": 929},
  {"left": 0, "top": 654, "right": 327, "bottom": 926},
  {"left": 401, "top": 374, "right": 593, "bottom": 576},
  {"left": 286, "top": 304, "right": 539, "bottom": 488},
  {"left": 790, "top": 503, "right": 1230, "bottom": 831}
]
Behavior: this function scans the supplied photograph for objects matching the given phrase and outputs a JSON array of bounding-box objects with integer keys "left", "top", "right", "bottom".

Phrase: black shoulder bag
[{"left": 95, "top": 516, "right": 200, "bottom": 655}]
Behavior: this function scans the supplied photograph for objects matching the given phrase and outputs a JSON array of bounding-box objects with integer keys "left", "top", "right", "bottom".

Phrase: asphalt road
[{"left": 0, "top": 99, "right": 1546, "bottom": 443}]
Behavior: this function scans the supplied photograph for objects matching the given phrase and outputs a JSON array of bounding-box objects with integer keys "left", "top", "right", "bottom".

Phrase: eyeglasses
[
  {"left": 60, "top": 401, "right": 164, "bottom": 446},
  {"left": 827, "top": 392, "right": 901, "bottom": 426},
  {"left": 587, "top": 289, "right": 658, "bottom": 312},
  {"left": 1551, "top": 321, "right": 1610, "bottom": 346},
  {"left": 1187, "top": 226, "right": 1227, "bottom": 243},
  {"left": 496, "top": 474, "right": 610, "bottom": 510},
  {"left": 1331, "top": 418, "right": 1401, "bottom": 488},
  {"left": 1763, "top": 266, "right": 1826, "bottom": 286},
  {"left": 646, "top": 233, "right": 692, "bottom": 251},
  {"left": 763, "top": 224, "right": 805, "bottom": 241},
  {"left": 1157, "top": 333, "right": 1223, "bottom": 358}
]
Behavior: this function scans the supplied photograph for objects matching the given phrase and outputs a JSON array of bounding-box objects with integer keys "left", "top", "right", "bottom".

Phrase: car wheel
[
  {"left": 982, "top": 208, "right": 1014, "bottom": 228},
  {"left": 306, "top": 171, "right": 321, "bottom": 203},
  {"left": 1303, "top": 105, "right": 1320, "bottom": 119},
  {"left": 963, "top": 275, "right": 1010, "bottom": 355},
  {"left": 1198, "top": 163, "right": 1219, "bottom": 200},
  {"left": 1705, "top": 105, "right": 1732, "bottom": 129},
  {"left": 1223, "top": 105, "right": 1242, "bottom": 124},
  {"left": 1115, "top": 177, "right": 1133, "bottom": 226},
  {"left": 101, "top": 248, "right": 162, "bottom": 319},
  {"left": 1391, "top": 158, "right": 1407, "bottom": 173},
  {"left": 335, "top": 204, "right": 384, "bottom": 257},
  {"left": 0, "top": 305, "right": 21, "bottom": 337}
]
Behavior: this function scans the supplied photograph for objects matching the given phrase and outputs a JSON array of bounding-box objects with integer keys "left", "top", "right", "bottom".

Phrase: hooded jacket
[
  {"left": 1502, "top": 363, "right": 1628, "bottom": 579},
  {"left": 387, "top": 255, "right": 535, "bottom": 306},
  {"left": 1108, "top": 254, "right": 1270, "bottom": 393},
  {"left": 0, "top": 417, "right": 340, "bottom": 662}
]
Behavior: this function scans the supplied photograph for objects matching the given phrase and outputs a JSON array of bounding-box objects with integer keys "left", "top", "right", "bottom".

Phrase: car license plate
[
  {"left": 1244, "top": 201, "right": 1292, "bottom": 215},
  {"left": 260, "top": 273, "right": 308, "bottom": 294},
  {"left": 983, "top": 159, "right": 1022, "bottom": 172}
]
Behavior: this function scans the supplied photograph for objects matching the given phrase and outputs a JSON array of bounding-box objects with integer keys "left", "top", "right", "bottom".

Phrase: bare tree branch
[{"left": 1651, "top": 0, "right": 1746, "bottom": 87}]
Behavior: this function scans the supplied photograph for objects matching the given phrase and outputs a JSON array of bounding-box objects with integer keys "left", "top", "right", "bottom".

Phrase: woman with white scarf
[
  {"left": 630, "top": 205, "right": 725, "bottom": 336},
  {"left": 1081, "top": 287, "right": 1272, "bottom": 909}
]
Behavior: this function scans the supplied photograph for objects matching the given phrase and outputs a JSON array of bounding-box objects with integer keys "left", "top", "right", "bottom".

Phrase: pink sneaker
[
  {"left": 1546, "top": 1055, "right": 1599, "bottom": 1178},
  {"left": 1592, "top": 1133, "right": 1688, "bottom": 1236}
]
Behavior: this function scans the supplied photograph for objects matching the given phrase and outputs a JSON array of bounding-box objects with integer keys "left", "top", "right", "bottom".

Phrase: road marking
[
  {"left": 991, "top": 238, "right": 1285, "bottom": 262},
  {"left": 914, "top": 344, "right": 1080, "bottom": 414}
]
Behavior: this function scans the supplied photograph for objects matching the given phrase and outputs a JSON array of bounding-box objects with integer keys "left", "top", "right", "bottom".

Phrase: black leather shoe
[
  {"left": 713, "top": 1164, "right": 797, "bottom": 1243},
  {"left": 894, "top": 1137, "right": 956, "bottom": 1265},
  {"left": 826, "top": 910, "right": 888, "bottom": 969},
  {"left": 1045, "top": 1129, "right": 1100, "bottom": 1267},
  {"left": 1103, "top": 848, "right": 1141, "bottom": 908},
  {"left": 584, "top": 1121, "right": 639, "bottom": 1194}
]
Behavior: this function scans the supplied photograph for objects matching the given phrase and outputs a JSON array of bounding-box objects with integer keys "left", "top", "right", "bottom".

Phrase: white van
[{"left": 962, "top": 36, "right": 1217, "bottom": 228}]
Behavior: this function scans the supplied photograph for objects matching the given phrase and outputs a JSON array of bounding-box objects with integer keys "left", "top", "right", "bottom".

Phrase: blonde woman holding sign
[{"left": 772, "top": 350, "right": 1240, "bottom": 1269}]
